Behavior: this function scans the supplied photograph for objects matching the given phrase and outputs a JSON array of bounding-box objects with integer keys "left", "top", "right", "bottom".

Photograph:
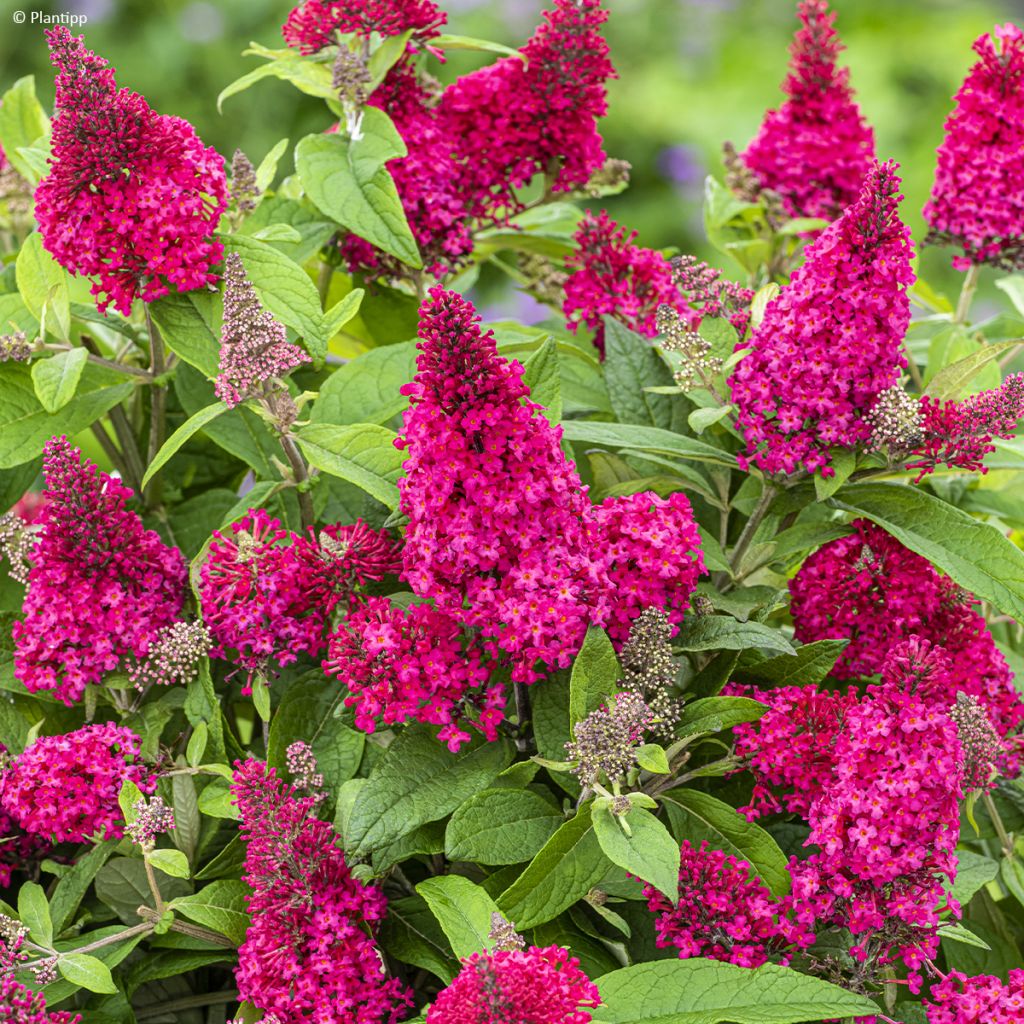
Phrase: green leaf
[
  {"left": 561, "top": 420, "right": 734, "bottom": 467},
  {"left": 295, "top": 422, "right": 405, "bottom": 509},
  {"left": 147, "top": 849, "right": 190, "bottom": 880},
  {"left": 497, "top": 807, "right": 611, "bottom": 930},
  {"left": 222, "top": 234, "right": 328, "bottom": 359},
  {"left": 254, "top": 137, "right": 290, "bottom": 193},
  {"left": 676, "top": 696, "right": 765, "bottom": 738},
  {"left": 689, "top": 405, "right": 733, "bottom": 434},
  {"left": 117, "top": 780, "right": 144, "bottom": 826},
  {"left": 18, "top": 881, "right": 52, "bottom": 946},
  {"left": 150, "top": 291, "right": 221, "bottom": 379},
  {"left": 296, "top": 114, "right": 422, "bottom": 269},
  {"left": 58, "top": 953, "right": 118, "bottom": 994},
  {"left": 311, "top": 341, "right": 416, "bottom": 427},
  {"left": 445, "top": 789, "right": 564, "bottom": 866},
  {"left": 170, "top": 880, "right": 251, "bottom": 946},
  {"left": 183, "top": 658, "right": 226, "bottom": 765},
  {"left": 940, "top": 922, "right": 992, "bottom": 950},
  {"left": 592, "top": 804, "right": 680, "bottom": 902},
  {"left": 94, "top": 858, "right": 190, "bottom": 925},
  {"left": 31, "top": 348, "right": 88, "bottom": 413},
  {"left": 662, "top": 789, "right": 790, "bottom": 898},
  {"left": 831, "top": 482, "right": 1024, "bottom": 622},
  {"left": 950, "top": 850, "right": 999, "bottom": 907},
  {"left": 432, "top": 32, "right": 520, "bottom": 56},
  {"left": 346, "top": 727, "right": 513, "bottom": 856},
  {"left": 926, "top": 339, "right": 1023, "bottom": 400},
  {"left": 217, "top": 47, "right": 335, "bottom": 110},
  {"left": 379, "top": 895, "right": 457, "bottom": 985},
  {"left": 416, "top": 876, "right": 502, "bottom": 960},
  {"left": 186, "top": 723, "right": 208, "bottom": 768},
  {"left": 197, "top": 779, "right": 239, "bottom": 819},
  {"left": 636, "top": 743, "right": 670, "bottom": 774},
  {"left": 16, "top": 233, "right": 70, "bottom": 342},
  {"left": 735, "top": 639, "right": 849, "bottom": 687},
  {"left": 0, "top": 77, "right": 49, "bottom": 183},
  {"left": 521, "top": 337, "right": 562, "bottom": 422},
  {"left": 596, "top": 959, "right": 880, "bottom": 1023},
  {"left": 814, "top": 447, "right": 856, "bottom": 501},
  {"left": 569, "top": 626, "right": 620, "bottom": 737},
  {"left": 49, "top": 842, "right": 116, "bottom": 935},
  {"left": 673, "top": 616, "right": 793, "bottom": 656},
  {"left": 323, "top": 288, "right": 366, "bottom": 341},
  {"left": 141, "top": 402, "right": 229, "bottom": 490},
  {"left": 603, "top": 318, "right": 683, "bottom": 430}
]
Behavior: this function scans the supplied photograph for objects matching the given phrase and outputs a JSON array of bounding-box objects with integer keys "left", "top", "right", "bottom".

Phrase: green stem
[
  {"left": 144, "top": 306, "right": 166, "bottom": 505},
  {"left": 982, "top": 791, "right": 1015, "bottom": 861},
  {"left": 954, "top": 264, "right": 981, "bottom": 326},
  {"left": 728, "top": 483, "right": 778, "bottom": 575},
  {"left": 136, "top": 905, "right": 236, "bottom": 948},
  {"left": 317, "top": 261, "right": 334, "bottom": 307},
  {"left": 135, "top": 991, "right": 239, "bottom": 1020},
  {"left": 278, "top": 432, "right": 315, "bottom": 531},
  {"left": 142, "top": 857, "right": 165, "bottom": 915}
]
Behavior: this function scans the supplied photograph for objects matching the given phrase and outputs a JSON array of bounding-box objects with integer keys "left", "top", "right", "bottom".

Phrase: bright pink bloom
[
  {"left": 0, "top": 724, "right": 153, "bottom": 843},
  {"left": 587, "top": 491, "right": 704, "bottom": 643},
  {"left": 790, "top": 520, "right": 1024, "bottom": 762},
  {"left": 324, "top": 595, "right": 503, "bottom": 752},
  {"left": 397, "top": 287, "right": 598, "bottom": 682},
  {"left": 283, "top": 0, "right": 445, "bottom": 54},
  {"left": 924, "top": 24, "right": 1024, "bottom": 270},
  {"left": 0, "top": 806, "right": 51, "bottom": 888},
  {"left": 440, "top": 0, "right": 614, "bottom": 219},
  {"left": 13, "top": 438, "right": 186, "bottom": 706},
  {"left": 425, "top": 944, "right": 601, "bottom": 1024},
  {"left": 671, "top": 255, "right": 755, "bottom": 336},
  {"left": 742, "top": 0, "right": 874, "bottom": 220},
  {"left": 644, "top": 840, "right": 814, "bottom": 968},
  {"left": 906, "top": 373, "right": 1024, "bottom": 480},
  {"left": 199, "top": 510, "right": 327, "bottom": 686},
  {"left": 1, "top": 931, "right": 81, "bottom": 1024},
  {"left": 730, "top": 161, "right": 915, "bottom": 477},
  {"left": 215, "top": 252, "right": 310, "bottom": 408},
  {"left": 35, "top": 28, "right": 226, "bottom": 315},
  {"left": 232, "top": 758, "right": 412, "bottom": 1023},
  {"left": 925, "top": 970, "right": 1024, "bottom": 1023},
  {"left": 563, "top": 210, "right": 683, "bottom": 353}
]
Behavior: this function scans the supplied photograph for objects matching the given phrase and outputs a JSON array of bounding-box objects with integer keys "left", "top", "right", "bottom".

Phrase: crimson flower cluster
[
  {"left": 0, "top": 724, "right": 152, "bottom": 843},
  {"left": 35, "top": 27, "right": 227, "bottom": 315},
  {"left": 13, "top": 437, "right": 186, "bottom": 706},
  {"left": 741, "top": 0, "right": 875, "bottom": 220},
  {"left": 231, "top": 758, "right": 412, "bottom": 1023},
  {"left": 730, "top": 161, "right": 914, "bottom": 476},
  {"left": 924, "top": 23, "right": 1024, "bottom": 269},
  {"left": 283, "top": 0, "right": 445, "bottom": 53},
  {"left": 425, "top": 944, "right": 601, "bottom": 1024},
  {"left": 644, "top": 840, "right": 814, "bottom": 967},
  {"left": 924, "top": 969, "right": 1024, "bottom": 1022}
]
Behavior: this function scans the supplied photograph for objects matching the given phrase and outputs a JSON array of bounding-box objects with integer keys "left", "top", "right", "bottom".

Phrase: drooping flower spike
[
  {"left": 35, "top": 27, "right": 227, "bottom": 315},
  {"left": 741, "top": 0, "right": 875, "bottom": 220}
]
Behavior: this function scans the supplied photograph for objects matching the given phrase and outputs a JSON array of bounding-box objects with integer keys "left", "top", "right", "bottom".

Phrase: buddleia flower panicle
[
  {"left": 127, "top": 620, "right": 211, "bottom": 691},
  {"left": 229, "top": 149, "right": 259, "bottom": 216},
  {"left": 730, "top": 161, "right": 915, "bottom": 477},
  {"left": 13, "top": 438, "right": 186, "bottom": 705},
  {"left": 214, "top": 252, "right": 310, "bottom": 409},
  {"left": 125, "top": 795, "right": 175, "bottom": 847},
  {"left": 285, "top": 740, "right": 324, "bottom": 791},
  {"left": 35, "top": 27, "right": 227, "bottom": 315},
  {"left": 0, "top": 925, "right": 81, "bottom": 1024},
  {"left": 866, "top": 382, "right": 925, "bottom": 455},
  {"left": 0, "top": 330, "right": 32, "bottom": 363},
  {"left": 924, "top": 969, "right": 1024, "bottom": 1023},
  {"left": 656, "top": 304, "right": 723, "bottom": 394},
  {"left": 741, "top": 0, "right": 875, "bottom": 220},
  {"left": 566, "top": 691, "right": 653, "bottom": 785},
  {"left": 669, "top": 256, "right": 754, "bottom": 336},
  {"left": 619, "top": 608, "right": 681, "bottom": 741},
  {"left": 924, "top": 23, "right": 1024, "bottom": 270},
  {"left": 283, "top": 0, "right": 446, "bottom": 55},
  {"left": 950, "top": 693, "right": 1004, "bottom": 792},
  {"left": 0, "top": 512, "right": 37, "bottom": 585},
  {"left": 487, "top": 912, "right": 526, "bottom": 952},
  {"left": 231, "top": 758, "right": 412, "bottom": 1023}
]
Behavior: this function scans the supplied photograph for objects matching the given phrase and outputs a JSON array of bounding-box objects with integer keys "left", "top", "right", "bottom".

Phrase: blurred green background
[{"left": 1, "top": 0, "right": 1021, "bottom": 283}]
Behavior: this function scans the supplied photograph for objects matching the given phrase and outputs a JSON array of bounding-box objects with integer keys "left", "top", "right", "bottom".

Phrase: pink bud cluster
[
  {"left": 282, "top": 0, "right": 445, "bottom": 54},
  {"left": 425, "top": 944, "right": 601, "bottom": 1024},
  {"left": 730, "top": 161, "right": 915, "bottom": 477},
  {"left": 0, "top": 930, "right": 81, "bottom": 1024},
  {"left": 231, "top": 758, "right": 412, "bottom": 1024},
  {"left": 741, "top": 0, "right": 875, "bottom": 220},
  {"left": 924, "top": 23, "right": 1024, "bottom": 270},
  {"left": 0, "top": 724, "right": 153, "bottom": 843},
  {"left": 924, "top": 969, "right": 1024, "bottom": 1022},
  {"left": 35, "top": 28, "right": 227, "bottom": 315},
  {"left": 324, "top": 595, "right": 504, "bottom": 752},
  {"left": 790, "top": 519, "right": 1024, "bottom": 767},
  {"left": 0, "top": 806, "right": 51, "bottom": 889},
  {"left": 13, "top": 438, "right": 186, "bottom": 706},
  {"left": 906, "top": 374, "right": 1024, "bottom": 480},
  {"left": 200, "top": 510, "right": 398, "bottom": 688},
  {"left": 563, "top": 210, "right": 685, "bottom": 353},
  {"left": 644, "top": 840, "right": 814, "bottom": 968},
  {"left": 396, "top": 287, "right": 705, "bottom": 689}
]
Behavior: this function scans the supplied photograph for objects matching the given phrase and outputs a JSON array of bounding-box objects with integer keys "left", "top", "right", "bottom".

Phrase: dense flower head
[
  {"left": 199, "top": 509, "right": 327, "bottom": 686},
  {"left": 619, "top": 608, "right": 681, "bottom": 741},
  {"left": 563, "top": 210, "right": 683, "bottom": 353},
  {"left": 587, "top": 491, "right": 705, "bottom": 643},
  {"left": 231, "top": 758, "right": 412, "bottom": 1023},
  {"left": 0, "top": 723, "right": 153, "bottom": 843},
  {"left": 35, "top": 27, "right": 227, "bottom": 315},
  {"left": 566, "top": 691, "right": 652, "bottom": 784},
  {"left": 741, "top": 0, "right": 875, "bottom": 220},
  {"left": 644, "top": 840, "right": 814, "bottom": 967},
  {"left": 0, "top": 929, "right": 81, "bottom": 1024},
  {"left": 397, "top": 287, "right": 599, "bottom": 682},
  {"left": 127, "top": 620, "right": 211, "bottom": 691},
  {"left": 790, "top": 520, "right": 1024, "bottom": 760},
  {"left": 924, "top": 969, "right": 1024, "bottom": 1023},
  {"left": 324, "top": 595, "right": 503, "bottom": 752},
  {"left": 0, "top": 807, "right": 51, "bottom": 889},
  {"left": 125, "top": 794, "right": 176, "bottom": 847},
  {"left": 425, "top": 944, "right": 601, "bottom": 1024},
  {"left": 13, "top": 438, "right": 186, "bottom": 705},
  {"left": 283, "top": 0, "right": 445, "bottom": 54},
  {"left": 924, "top": 24, "right": 1024, "bottom": 270},
  {"left": 949, "top": 693, "right": 1004, "bottom": 792},
  {"left": 905, "top": 373, "right": 1024, "bottom": 480},
  {"left": 215, "top": 253, "right": 310, "bottom": 408},
  {"left": 440, "top": 0, "right": 614, "bottom": 219},
  {"left": 730, "top": 161, "right": 914, "bottom": 477}
]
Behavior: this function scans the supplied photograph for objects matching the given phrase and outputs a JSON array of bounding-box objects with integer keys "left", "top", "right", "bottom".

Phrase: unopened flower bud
[
  {"left": 488, "top": 912, "right": 525, "bottom": 952},
  {"left": 567, "top": 691, "right": 653, "bottom": 784}
]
